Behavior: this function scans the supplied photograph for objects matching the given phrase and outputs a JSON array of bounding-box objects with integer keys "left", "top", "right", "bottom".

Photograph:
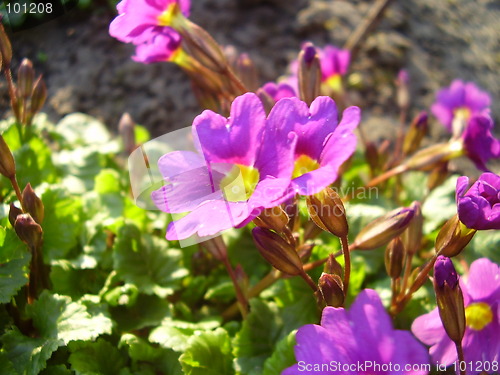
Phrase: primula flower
[
  {"left": 412, "top": 258, "right": 500, "bottom": 373},
  {"left": 131, "top": 26, "right": 183, "bottom": 64},
  {"left": 456, "top": 172, "right": 500, "bottom": 230},
  {"left": 109, "top": 0, "right": 190, "bottom": 44},
  {"left": 274, "top": 96, "right": 360, "bottom": 196},
  {"left": 431, "top": 80, "right": 491, "bottom": 134},
  {"left": 283, "top": 289, "right": 429, "bottom": 375},
  {"left": 261, "top": 82, "right": 297, "bottom": 103},
  {"left": 319, "top": 45, "right": 350, "bottom": 94},
  {"left": 461, "top": 115, "right": 500, "bottom": 172},
  {"left": 151, "top": 93, "right": 297, "bottom": 240}
]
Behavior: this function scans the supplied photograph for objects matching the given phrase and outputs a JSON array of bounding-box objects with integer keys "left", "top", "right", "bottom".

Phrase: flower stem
[
  {"left": 299, "top": 270, "right": 318, "bottom": 292},
  {"left": 10, "top": 176, "right": 25, "bottom": 210},
  {"left": 366, "top": 164, "right": 408, "bottom": 187},
  {"left": 455, "top": 341, "right": 466, "bottom": 375},
  {"left": 340, "top": 235, "right": 351, "bottom": 298},
  {"left": 400, "top": 252, "right": 414, "bottom": 296},
  {"left": 221, "top": 255, "right": 248, "bottom": 319}
]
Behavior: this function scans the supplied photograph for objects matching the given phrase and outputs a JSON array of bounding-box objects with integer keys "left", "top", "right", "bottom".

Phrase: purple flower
[
  {"left": 109, "top": 0, "right": 190, "bottom": 44},
  {"left": 151, "top": 93, "right": 297, "bottom": 240},
  {"left": 283, "top": 289, "right": 429, "bottom": 375},
  {"left": 412, "top": 258, "right": 500, "bottom": 373},
  {"left": 431, "top": 80, "right": 491, "bottom": 133},
  {"left": 456, "top": 173, "right": 500, "bottom": 230},
  {"left": 319, "top": 45, "right": 350, "bottom": 92},
  {"left": 261, "top": 82, "right": 297, "bottom": 103},
  {"left": 461, "top": 115, "right": 500, "bottom": 172},
  {"left": 273, "top": 96, "right": 360, "bottom": 196},
  {"left": 434, "top": 255, "right": 459, "bottom": 289},
  {"left": 131, "top": 27, "right": 182, "bottom": 63}
]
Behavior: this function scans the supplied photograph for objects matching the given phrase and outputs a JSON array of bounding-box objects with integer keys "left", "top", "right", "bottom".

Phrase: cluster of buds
[
  {"left": 435, "top": 214, "right": 476, "bottom": 257},
  {"left": 0, "top": 23, "right": 47, "bottom": 126},
  {"left": 316, "top": 255, "right": 345, "bottom": 308}
]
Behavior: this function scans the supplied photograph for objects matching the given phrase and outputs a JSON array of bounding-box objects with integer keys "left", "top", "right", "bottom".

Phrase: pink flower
[
  {"left": 456, "top": 173, "right": 500, "bottom": 230},
  {"left": 131, "top": 27, "right": 182, "bottom": 63},
  {"left": 283, "top": 289, "right": 429, "bottom": 375},
  {"left": 412, "top": 258, "right": 500, "bottom": 374},
  {"left": 461, "top": 115, "right": 500, "bottom": 172}
]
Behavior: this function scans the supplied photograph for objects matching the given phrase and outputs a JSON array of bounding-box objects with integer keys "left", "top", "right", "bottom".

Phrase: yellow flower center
[
  {"left": 220, "top": 164, "right": 260, "bottom": 202},
  {"left": 465, "top": 302, "right": 493, "bottom": 331},
  {"left": 292, "top": 155, "right": 320, "bottom": 179},
  {"left": 323, "top": 74, "right": 343, "bottom": 94},
  {"left": 157, "top": 3, "right": 177, "bottom": 26},
  {"left": 453, "top": 107, "right": 471, "bottom": 121}
]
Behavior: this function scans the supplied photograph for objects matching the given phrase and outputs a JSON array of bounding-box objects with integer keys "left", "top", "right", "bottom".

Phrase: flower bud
[
  {"left": 318, "top": 273, "right": 344, "bottom": 307},
  {"left": 118, "top": 112, "right": 136, "bottom": 155},
  {"left": 404, "top": 140, "right": 464, "bottom": 171},
  {"left": 255, "top": 88, "right": 275, "bottom": 115},
  {"left": 385, "top": 237, "right": 404, "bottom": 279},
  {"left": 0, "top": 134, "right": 16, "bottom": 178},
  {"left": 403, "top": 111, "right": 428, "bottom": 155},
  {"left": 353, "top": 203, "right": 416, "bottom": 250},
  {"left": 252, "top": 227, "right": 303, "bottom": 276},
  {"left": 433, "top": 255, "right": 465, "bottom": 343},
  {"left": 30, "top": 76, "right": 47, "bottom": 115},
  {"left": 254, "top": 206, "right": 289, "bottom": 232},
  {"left": 8, "top": 203, "right": 22, "bottom": 228},
  {"left": 396, "top": 69, "right": 409, "bottom": 111},
  {"left": 402, "top": 201, "right": 423, "bottom": 255},
  {"left": 436, "top": 214, "right": 476, "bottom": 257},
  {"left": 324, "top": 253, "right": 344, "bottom": 278},
  {"left": 0, "top": 21, "right": 12, "bottom": 67},
  {"left": 14, "top": 213, "right": 43, "bottom": 249},
  {"left": 17, "top": 58, "right": 35, "bottom": 99},
  {"left": 22, "top": 183, "right": 44, "bottom": 224},
  {"left": 235, "top": 53, "right": 258, "bottom": 92},
  {"left": 298, "top": 42, "right": 321, "bottom": 105},
  {"left": 306, "top": 187, "right": 348, "bottom": 238}
]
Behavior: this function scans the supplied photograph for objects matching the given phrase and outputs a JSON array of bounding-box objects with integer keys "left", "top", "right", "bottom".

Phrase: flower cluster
[
  {"left": 109, "top": 0, "right": 191, "bottom": 63},
  {"left": 284, "top": 289, "right": 429, "bottom": 375},
  {"left": 152, "top": 93, "right": 360, "bottom": 240},
  {"left": 412, "top": 258, "right": 499, "bottom": 373}
]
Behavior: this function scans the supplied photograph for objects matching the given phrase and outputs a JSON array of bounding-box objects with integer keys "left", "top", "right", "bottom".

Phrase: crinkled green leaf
[
  {"left": 41, "top": 186, "right": 83, "bottom": 261},
  {"left": 233, "top": 299, "right": 284, "bottom": 375},
  {"left": 29, "top": 291, "right": 112, "bottom": 344},
  {"left": 262, "top": 331, "right": 296, "bottom": 375},
  {"left": 113, "top": 224, "right": 188, "bottom": 297},
  {"left": 0, "top": 227, "right": 31, "bottom": 303},
  {"left": 68, "top": 338, "right": 126, "bottom": 375},
  {"left": 49, "top": 260, "right": 107, "bottom": 299},
  {"left": 204, "top": 280, "right": 236, "bottom": 303},
  {"left": 0, "top": 351, "right": 17, "bottom": 375},
  {"left": 179, "top": 328, "right": 234, "bottom": 375},
  {"left": 40, "top": 365, "right": 72, "bottom": 375},
  {"left": 1, "top": 327, "right": 60, "bottom": 375}
]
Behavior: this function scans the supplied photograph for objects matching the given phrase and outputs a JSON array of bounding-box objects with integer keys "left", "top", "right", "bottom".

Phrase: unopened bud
[
  {"left": 436, "top": 214, "right": 476, "bottom": 257},
  {"left": 405, "top": 141, "right": 463, "bottom": 171},
  {"left": 353, "top": 203, "right": 416, "bottom": 250},
  {"left": 306, "top": 187, "right": 348, "bottom": 238},
  {"left": 298, "top": 42, "right": 321, "bottom": 105},
  {"left": 256, "top": 88, "right": 275, "bottom": 115},
  {"left": 433, "top": 255, "right": 465, "bottom": 343},
  {"left": 14, "top": 213, "right": 43, "bottom": 249},
  {"left": 318, "top": 273, "right": 344, "bottom": 307},
  {"left": 254, "top": 206, "right": 289, "bottom": 232},
  {"left": 0, "top": 21, "right": 12, "bottom": 67},
  {"left": 385, "top": 237, "right": 404, "bottom": 279},
  {"left": 324, "top": 254, "right": 343, "bottom": 278},
  {"left": 0, "top": 134, "right": 16, "bottom": 178},
  {"left": 402, "top": 201, "right": 423, "bottom": 255},
  {"left": 9, "top": 203, "right": 22, "bottom": 228},
  {"left": 30, "top": 76, "right": 47, "bottom": 115},
  {"left": 236, "top": 53, "right": 258, "bottom": 92},
  {"left": 118, "top": 113, "right": 136, "bottom": 155},
  {"left": 22, "top": 183, "right": 44, "bottom": 224},
  {"left": 396, "top": 69, "right": 409, "bottom": 111},
  {"left": 403, "top": 111, "right": 428, "bottom": 155},
  {"left": 252, "top": 227, "right": 303, "bottom": 276},
  {"left": 17, "top": 59, "right": 35, "bottom": 99}
]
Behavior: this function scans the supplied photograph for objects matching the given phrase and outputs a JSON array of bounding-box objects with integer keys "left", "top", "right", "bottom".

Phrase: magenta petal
[
  {"left": 166, "top": 200, "right": 250, "bottom": 240},
  {"left": 132, "top": 27, "right": 181, "bottom": 63},
  {"left": 193, "top": 93, "right": 266, "bottom": 166},
  {"left": 463, "top": 115, "right": 500, "bottom": 172},
  {"left": 464, "top": 258, "right": 500, "bottom": 301},
  {"left": 411, "top": 308, "right": 447, "bottom": 346},
  {"left": 390, "top": 331, "right": 430, "bottom": 375},
  {"left": 291, "top": 165, "right": 338, "bottom": 196}
]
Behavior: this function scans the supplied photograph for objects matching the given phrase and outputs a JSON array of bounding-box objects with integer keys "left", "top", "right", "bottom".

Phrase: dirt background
[{"left": 1, "top": 0, "right": 499, "bottom": 146}]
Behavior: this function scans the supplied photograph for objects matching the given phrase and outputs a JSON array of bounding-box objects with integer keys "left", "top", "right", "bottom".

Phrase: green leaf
[
  {"left": 150, "top": 318, "right": 221, "bottom": 352},
  {"left": 110, "top": 294, "right": 172, "bottom": 331},
  {"left": 179, "top": 328, "right": 234, "bottom": 375},
  {"left": 29, "top": 291, "right": 112, "bottom": 344},
  {"left": 422, "top": 175, "right": 458, "bottom": 233},
  {"left": 41, "top": 186, "right": 83, "bottom": 261},
  {"left": 466, "top": 230, "right": 500, "bottom": 264},
  {"left": 113, "top": 224, "right": 188, "bottom": 297},
  {"left": 134, "top": 125, "right": 150, "bottom": 145},
  {"left": 233, "top": 299, "right": 284, "bottom": 375},
  {"left": 40, "top": 365, "right": 73, "bottom": 375},
  {"left": 68, "top": 339, "right": 126, "bottom": 375},
  {"left": 262, "top": 331, "right": 296, "bottom": 375},
  {"left": 0, "top": 227, "right": 31, "bottom": 303},
  {"left": 56, "top": 113, "right": 112, "bottom": 147},
  {"left": 1, "top": 327, "right": 60, "bottom": 375},
  {"left": 94, "top": 169, "right": 122, "bottom": 194}
]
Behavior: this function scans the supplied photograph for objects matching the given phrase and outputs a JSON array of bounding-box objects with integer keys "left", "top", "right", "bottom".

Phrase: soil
[{"left": 1, "top": 0, "right": 499, "bottom": 146}]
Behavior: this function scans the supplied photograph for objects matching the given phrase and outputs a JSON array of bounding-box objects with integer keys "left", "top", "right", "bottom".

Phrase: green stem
[{"left": 340, "top": 235, "right": 351, "bottom": 298}]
